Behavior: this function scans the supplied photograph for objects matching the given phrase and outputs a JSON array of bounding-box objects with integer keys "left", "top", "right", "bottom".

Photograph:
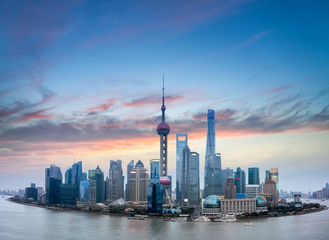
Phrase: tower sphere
[{"left": 157, "top": 122, "right": 170, "bottom": 136}]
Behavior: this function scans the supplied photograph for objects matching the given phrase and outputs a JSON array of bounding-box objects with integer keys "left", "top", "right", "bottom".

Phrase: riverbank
[{"left": 8, "top": 197, "right": 328, "bottom": 220}]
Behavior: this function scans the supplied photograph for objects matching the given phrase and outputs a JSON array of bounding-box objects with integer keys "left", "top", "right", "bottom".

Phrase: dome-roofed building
[
  {"left": 256, "top": 195, "right": 268, "bottom": 212},
  {"left": 202, "top": 195, "right": 221, "bottom": 216},
  {"left": 203, "top": 195, "right": 221, "bottom": 208}
]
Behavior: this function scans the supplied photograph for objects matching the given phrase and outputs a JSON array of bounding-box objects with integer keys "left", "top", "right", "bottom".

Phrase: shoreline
[{"left": 7, "top": 197, "right": 328, "bottom": 220}]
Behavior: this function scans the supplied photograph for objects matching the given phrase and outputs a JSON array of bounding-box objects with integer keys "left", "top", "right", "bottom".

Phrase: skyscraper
[
  {"left": 204, "top": 153, "right": 222, "bottom": 197},
  {"left": 45, "top": 164, "right": 62, "bottom": 204},
  {"left": 71, "top": 161, "right": 82, "bottom": 199},
  {"left": 156, "top": 77, "right": 170, "bottom": 177},
  {"left": 248, "top": 167, "right": 260, "bottom": 185},
  {"left": 234, "top": 167, "right": 246, "bottom": 194},
  {"left": 126, "top": 160, "right": 134, "bottom": 200},
  {"left": 222, "top": 168, "right": 234, "bottom": 184},
  {"left": 176, "top": 133, "right": 188, "bottom": 204},
  {"left": 205, "top": 109, "right": 215, "bottom": 157},
  {"left": 108, "top": 160, "right": 124, "bottom": 201},
  {"left": 147, "top": 159, "right": 163, "bottom": 212},
  {"left": 224, "top": 177, "right": 236, "bottom": 199},
  {"left": 65, "top": 167, "right": 72, "bottom": 185},
  {"left": 89, "top": 165, "right": 104, "bottom": 203},
  {"left": 188, "top": 151, "right": 200, "bottom": 205},
  {"left": 128, "top": 160, "right": 149, "bottom": 203},
  {"left": 204, "top": 109, "right": 223, "bottom": 197}
]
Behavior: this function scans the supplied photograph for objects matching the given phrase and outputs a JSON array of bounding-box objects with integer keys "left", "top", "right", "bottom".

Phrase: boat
[
  {"left": 194, "top": 216, "right": 211, "bottom": 222},
  {"left": 220, "top": 214, "right": 237, "bottom": 222},
  {"left": 244, "top": 222, "right": 253, "bottom": 226}
]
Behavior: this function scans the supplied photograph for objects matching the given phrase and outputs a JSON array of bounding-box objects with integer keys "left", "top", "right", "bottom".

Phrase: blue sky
[{"left": 0, "top": 0, "right": 328, "bottom": 192}]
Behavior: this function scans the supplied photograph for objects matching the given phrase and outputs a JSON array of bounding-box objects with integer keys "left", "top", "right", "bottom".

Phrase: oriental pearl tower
[{"left": 157, "top": 76, "right": 170, "bottom": 178}]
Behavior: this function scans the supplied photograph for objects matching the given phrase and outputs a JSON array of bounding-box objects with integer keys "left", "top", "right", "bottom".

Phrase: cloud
[
  {"left": 124, "top": 95, "right": 183, "bottom": 107},
  {"left": 18, "top": 108, "right": 54, "bottom": 122},
  {"left": 87, "top": 99, "right": 117, "bottom": 112}
]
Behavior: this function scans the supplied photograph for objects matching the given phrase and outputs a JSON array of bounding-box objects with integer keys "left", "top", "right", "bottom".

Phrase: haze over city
[{"left": 1, "top": 0, "right": 328, "bottom": 192}]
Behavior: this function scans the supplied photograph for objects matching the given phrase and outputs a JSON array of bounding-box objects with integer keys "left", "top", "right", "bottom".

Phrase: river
[{"left": 1, "top": 195, "right": 328, "bottom": 240}]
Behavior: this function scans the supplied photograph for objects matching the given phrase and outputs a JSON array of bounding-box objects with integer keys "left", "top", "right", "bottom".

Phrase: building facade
[
  {"left": 246, "top": 184, "right": 260, "bottom": 199},
  {"left": 224, "top": 177, "right": 236, "bottom": 199},
  {"left": 108, "top": 160, "right": 124, "bottom": 201},
  {"left": 128, "top": 160, "right": 149, "bottom": 203},
  {"left": 248, "top": 167, "right": 260, "bottom": 185},
  {"left": 234, "top": 167, "right": 246, "bottom": 194},
  {"left": 45, "top": 164, "right": 62, "bottom": 204},
  {"left": 126, "top": 160, "right": 134, "bottom": 200},
  {"left": 89, "top": 166, "right": 104, "bottom": 203},
  {"left": 176, "top": 133, "right": 188, "bottom": 204},
  {"left": 220, "top": 199, "right": 256, "bottom": 216}
]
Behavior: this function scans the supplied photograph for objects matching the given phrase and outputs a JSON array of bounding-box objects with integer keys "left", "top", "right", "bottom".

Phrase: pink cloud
[
  {"left": 87, "top": 99, "right": 116, "bottom": 112},
  {"left": 19, "top": 109, "right": 54, "bottom": 122},
  {"left": 124, "top": 95, "right": 183, "bottom": 107}
]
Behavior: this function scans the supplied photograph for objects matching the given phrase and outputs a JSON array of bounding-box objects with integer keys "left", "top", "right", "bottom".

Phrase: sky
[{"left": 0, "top": 0, "right": 328, "bottom": 193}]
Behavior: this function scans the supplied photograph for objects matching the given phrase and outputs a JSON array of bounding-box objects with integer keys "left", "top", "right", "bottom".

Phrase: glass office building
[
  {"left": 176, "top": 133, "right": 188, "bottom": 204},
  {"left": 108, "top": 160, "right": 124, "bottom": 201},
  {"left": 234, "top": 167, "right": 246, "bottom": 194},
  {"left": 248, "top": 167, "right": 260, "bottom": 185}
]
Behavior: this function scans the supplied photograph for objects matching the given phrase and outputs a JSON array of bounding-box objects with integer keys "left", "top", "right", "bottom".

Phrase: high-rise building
[
  {"left": 178, "top": 145, "right": 200, "bottom": 206},
  {"left": 89, "top": 166, "right": 104, "bottom": 203},
  {"left": 59, "top": 184, "right": 76, "bottom": 205},
  {"left": 128, "top": 160, "right": 149, "bottom": 203},
  {"left": 176, "top": 133, "right": 188, "bottom": 204},
  {"left": 204, "top": 109, "right": 223, "bottom": 197},
  {"left": 147, "top": 159, "right": 163, "bottom": 212},
  {"left": 222, "top": 168, "right": 234, "bottom": 185},
  {"left": 126, "top": 160, "right": 134, "bottom": 200},
  {"left": 25, "top": 183, "right": 37, "bottom": 201},
  {"left": 204, "top": 153, "right": 222, "bottom": 197},
  {"left": 246, "top": 184, "right": 260, "bottom": 199},
  {"left": 248, "top": 167, "right": 260, "bottom": 185},
  {"left": 205, "top": 109, "right": 215, "bottom": 157},
  {"left": 80, "top": 180, "right": 91, "bottom": 202},
  {"left": 264, "top": 180, "right": 278, "bottom": 206},
  {"left": 65, "top": 167, "right": 72, "bottom": 185},
  {"left": 224, "top": 177, "right": 236, "bottom": 199},
  {"left": 45, "top": 164, "right": 62, "bottom": 204},
  {"left": 188, "top": 152, "right": 200, "bottom": 205},
  {"left": 234, "top": 167, "right": 246, "bottom": 194},
  {"left": 108, "top": 160, "right": 124, "bottom": 201},
  {"left": 71, "top": 161, "right": 82, "bottom": 199}
]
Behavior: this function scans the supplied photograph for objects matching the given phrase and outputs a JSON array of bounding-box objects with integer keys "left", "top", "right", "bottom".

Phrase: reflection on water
[{"left": 1, "top": 195, "right": 329, "bottom": 240}]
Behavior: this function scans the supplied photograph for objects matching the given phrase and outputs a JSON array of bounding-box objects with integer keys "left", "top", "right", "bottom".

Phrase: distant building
[
  {"left": 59, "top": 184, "right": 77, "bottom": 205},
  {"left": 248, "top": 168, "right": 259, "bottom": 185},
  {"left": 80, "top": 180, "right": 91, "bottom": 202},
  {"left": 65, "top": 167, "right": 72, "bottom": 185},
  {"left": 204, "top": 109, "right": 223, "bottom": 197},
  {"left": 147, "top": 159, "right": 163, "bottom": 212},
  {"left": 224, "top": 177, "right": 236, "bottom": 199},
  {"left": 71, "top": 161, "right": 82, "bottom": 199},
  {"left": 126, "top": 160, "right": 134, "bottom": 200},
  {"left": 246, "top": 184, "right": 259, "bottom": 199},
  {"left": 176, "top": 133, "right": 188, "bottom": 205},
  {"left": 25, "top": 183, "right": 37, "bottom": 201},
  {"left": 128, "top": 160, "right": 149, "bottom": 203},
  {"left": 89, "top": 166, "right": 104, "bottom": 203},
  {"left": 222, "top": 168, "right": 234, "bottom": 185},
  {"left": 108, "top": 160, "right": 124, "bottom": 201},
  {"left": 264, "top": 180, "right": 278, "bottom": 206},
  {"left": 234, "top": 167, "right": 246, "bottom": 194},
  {"left": 45, "top": 164, "right": 62, "bottom": 204}
]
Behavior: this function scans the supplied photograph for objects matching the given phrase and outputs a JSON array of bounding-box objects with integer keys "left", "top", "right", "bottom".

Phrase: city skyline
[{"left": 1, "top": 1, "right": 329, "bottom": 192}]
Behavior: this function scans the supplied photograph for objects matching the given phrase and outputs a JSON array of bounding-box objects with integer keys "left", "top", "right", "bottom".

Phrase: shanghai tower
[{"left": 204, "top": 109, "right": 222, "bottom": 197}]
